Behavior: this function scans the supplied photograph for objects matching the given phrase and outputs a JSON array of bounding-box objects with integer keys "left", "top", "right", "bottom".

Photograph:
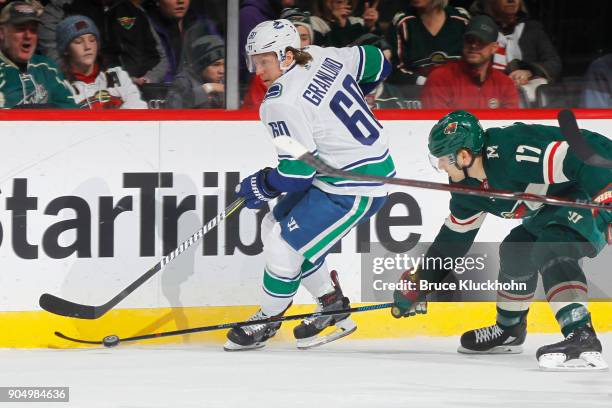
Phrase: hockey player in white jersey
[{"left": 224, "top": 19, "right": 394, "bottom": 351}]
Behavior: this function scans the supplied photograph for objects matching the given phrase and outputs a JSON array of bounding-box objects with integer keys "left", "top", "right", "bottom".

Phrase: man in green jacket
[{"left": 0, "top": 1, "right": 76, "bottom": 108}]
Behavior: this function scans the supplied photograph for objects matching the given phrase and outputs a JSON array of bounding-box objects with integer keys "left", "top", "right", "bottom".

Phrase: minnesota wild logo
[
  {"left": 117, "top": 17, "right": 136, "bottom": 30},
  {"left": 444, "top": 122, "right": 458, "bottom": 135}
]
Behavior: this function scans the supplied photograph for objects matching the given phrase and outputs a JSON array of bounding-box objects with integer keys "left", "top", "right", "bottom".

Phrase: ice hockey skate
[
  {"left": 224, "top": 309, "right": 283, "bottom": 351},
  {"left": 536, "top": 322, "right": 608, "bottom": 371},
  {"left": 458, "top": 318, "right": 527, "bottom": 354},
  {"left": 293, "top": 271, "right": 357, "bottom": 350}
]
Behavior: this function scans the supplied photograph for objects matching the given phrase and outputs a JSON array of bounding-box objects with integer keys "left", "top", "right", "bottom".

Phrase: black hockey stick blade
[
  {"left": 273, "top": 136, "right": 610, "bottom": 212},
  {"left": 39, "top": 198, "right": 245, "bottom": 319},
  {"left": 558, "top": 109, "right": 612, "bottom": 168},
  {"left": 54, "top": 303, "right": 394, "bottom": 347}
]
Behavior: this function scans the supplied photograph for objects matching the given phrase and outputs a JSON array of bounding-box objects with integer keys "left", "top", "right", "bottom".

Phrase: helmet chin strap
[{"left": 454, "top": 150, "right": 476, "bottom": 179}]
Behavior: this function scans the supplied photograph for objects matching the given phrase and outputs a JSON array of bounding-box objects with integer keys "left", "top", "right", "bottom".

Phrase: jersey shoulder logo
[
  {"left": 264, "top": 83, "right": 283, "bottom": 101},
  {"left": 444, "top": 122, "right": 458, "bottom": 135}
]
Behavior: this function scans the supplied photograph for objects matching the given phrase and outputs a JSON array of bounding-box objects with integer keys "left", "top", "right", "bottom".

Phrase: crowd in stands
[{"left": 0, "top": 0, "right": 609, "bottom": 110}]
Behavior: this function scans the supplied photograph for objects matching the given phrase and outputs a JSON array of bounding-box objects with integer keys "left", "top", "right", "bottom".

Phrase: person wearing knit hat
[
  {"left": 166, "top": 33, "right": 225, "bottom": 108},
  {"left": 56, "top": 14, "right": 100, "bottom": 58},
  {"left": 56, "top": 15, "right": 146, "bottom": 109},
  {"left": 280, "top": 8, "right": 314, "bottom": 47}
]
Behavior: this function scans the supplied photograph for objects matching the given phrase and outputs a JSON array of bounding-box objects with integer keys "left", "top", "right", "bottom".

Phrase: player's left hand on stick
[
  {"left": 236, "top": 168, "right": 281, "bottom": 209},
  {"left": 391, "top": 267, "right": 428, "bottom": 318}
]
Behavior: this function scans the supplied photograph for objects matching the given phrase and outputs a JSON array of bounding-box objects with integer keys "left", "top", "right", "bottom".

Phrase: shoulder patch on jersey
[{"left": 264, "top": 83, "right": 283, "bottom": 101}]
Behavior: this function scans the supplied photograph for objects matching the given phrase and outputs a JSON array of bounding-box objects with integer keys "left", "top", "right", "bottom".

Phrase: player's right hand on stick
[
  {"left": 235, "top": 167, "right": 281, "bottom": 209},
  {"left": 391, "top": 267, "right": 428, "bottom": 318}
]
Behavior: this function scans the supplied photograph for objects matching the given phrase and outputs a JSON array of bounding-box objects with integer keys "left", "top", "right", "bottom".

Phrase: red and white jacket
[{"left": 67, "top": 65, "right": 147, "bottom": 110}]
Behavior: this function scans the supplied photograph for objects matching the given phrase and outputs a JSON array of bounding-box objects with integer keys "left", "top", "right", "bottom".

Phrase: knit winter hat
[
  {"left": 191, "top": 35, "right": 225, "bottom": 72},
  {"left": 280, "top": 8, "right": 314, "bottom": 45},
  {"left": 56, "top": 15, "right": 100, "bottom": 55}
]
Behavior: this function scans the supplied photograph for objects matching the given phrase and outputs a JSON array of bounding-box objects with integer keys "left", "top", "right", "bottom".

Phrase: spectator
[
  {"left": 57, "top": 15, "right": 147, "bottom": 109},
  {"left": 581, "top": 54, "right": 612, "bottom": 108},
  {"left": 39, "top": 0, "right": 168, "bottom": 84},
  {"left": 470, "top": 0, "right": 561, "bottom": 105},
  {"left": 280, "top": 7, "right": 321, "bottom": 46},
  {"left": 0, "top": 1, "right": 76, "bottom": 108},
  {"left": 166, "top": 34, "right": 224, "bottom": 108},
  {"left": 387, "top": 0, "right": 469, "bottom": 86},
  {"left": 421, "top": 15, "right": 519, "bottom": 109},
  {"left": 312, "top": 0, "right": 382, "bottom": 48},
  {"left": 146, "top": 0, "right": 219, "bottom": 83}
]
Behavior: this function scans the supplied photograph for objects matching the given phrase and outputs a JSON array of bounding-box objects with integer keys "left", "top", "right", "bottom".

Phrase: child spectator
[
  {"left": 166, "top": 33, "right": 224, "bottom": 108},
  {"left": 56, "top": 15, "right": 146, "bottom": 109},
  {"left": 39, "top": 0, "right": 168, "bottom": 84},
  {"left": 146, "top": 0, "right": 219, "bottom": 82}
]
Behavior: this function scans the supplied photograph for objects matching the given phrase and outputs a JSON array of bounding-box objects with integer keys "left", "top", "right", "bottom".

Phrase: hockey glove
[
  {"left": 592, "top": 186, "right": 612, "bottom": 244},
  {"left": 236, "top": 168, "right": 281, "bottom": 209},
  {"left": 391, "top": 267, "right": 428, "bottom": 318}
]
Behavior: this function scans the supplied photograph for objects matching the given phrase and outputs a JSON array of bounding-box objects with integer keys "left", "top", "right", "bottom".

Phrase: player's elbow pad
[
  {"left": 359, "top": 58, "right": 392, "bottom": 95},
  {"left": 266, "top": 168, "right": 314, "bottom": 192}
]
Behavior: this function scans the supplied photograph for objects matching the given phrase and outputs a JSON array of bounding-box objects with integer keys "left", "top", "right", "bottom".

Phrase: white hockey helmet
[{"left": 245, "top": 19, "right": 301, "bottom": 73}]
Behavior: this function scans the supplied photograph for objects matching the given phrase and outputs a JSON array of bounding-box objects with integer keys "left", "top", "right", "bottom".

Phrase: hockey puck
[{"left": 103, "top": 335, "right": 120, "bottom": 348}]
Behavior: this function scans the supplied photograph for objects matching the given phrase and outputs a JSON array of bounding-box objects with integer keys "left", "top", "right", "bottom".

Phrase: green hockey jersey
[
  {"left": 436, "top": 122, "right": 611, "bottom": 253},
  {"left": 0, "top": 51, "right": 76, "bottom": 108}
]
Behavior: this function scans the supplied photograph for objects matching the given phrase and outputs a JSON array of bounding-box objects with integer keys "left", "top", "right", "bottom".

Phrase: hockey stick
[
  {"left": 273, "top": 136, "right": 611, "bottom": 212},
  {"left": 54, "top": 303, "right": 393, "bottom": 347},
  {"left": 558, "top": 109, "right": 612, "bottom": 169},
  {"left": 39, "top": 197, "right": 245, "bottom": 320}
]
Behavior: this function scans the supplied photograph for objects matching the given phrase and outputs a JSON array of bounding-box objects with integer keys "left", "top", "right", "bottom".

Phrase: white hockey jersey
[
  {"left": 67, "top": 66, "right": 147, "bottom": 109},
  {"left": 260, "top": 45, "right": 395, "bottom": 197}
]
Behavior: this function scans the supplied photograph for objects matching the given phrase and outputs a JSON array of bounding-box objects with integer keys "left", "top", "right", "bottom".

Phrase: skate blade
[
  {"left": 457, "top": 345, "right": 523, "bottom": 355},
  {"left": 296, "top": 318, "right": 357, "bottom": 350},
  {"left": 223, "top": 339, "right": 266, "bottom": 352},
  {"left": 538, "top": 352, "right": 609, "bottom": 371}
]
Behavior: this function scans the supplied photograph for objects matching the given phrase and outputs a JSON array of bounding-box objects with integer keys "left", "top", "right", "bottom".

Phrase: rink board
[{"left": 0, "top": 109, "right": 610, "bottom": 348}]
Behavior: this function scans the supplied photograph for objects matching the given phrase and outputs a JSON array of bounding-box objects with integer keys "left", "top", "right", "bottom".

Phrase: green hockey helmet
[{"left": 428, "top": 111, "right": 485, "bottom": 158}]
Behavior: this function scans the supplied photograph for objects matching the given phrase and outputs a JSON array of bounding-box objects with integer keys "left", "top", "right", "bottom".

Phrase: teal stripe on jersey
[
  {"left": 359, "top": 45, "right": 384, "bottom": 84},
  {"left": 277, "top": 159, "right": 316, "bottom": 178}
]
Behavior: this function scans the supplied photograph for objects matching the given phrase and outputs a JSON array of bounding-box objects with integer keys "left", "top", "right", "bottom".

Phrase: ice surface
[{"left": 1, "top": 334, "right": 611, "bottom": 408}]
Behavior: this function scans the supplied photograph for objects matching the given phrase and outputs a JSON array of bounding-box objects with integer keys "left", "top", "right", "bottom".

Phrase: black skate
[
  {"left": 293, "top": 271, "right": 356, "bottom": 349},
  {"left": 458, "top": 319, "right": 527, "bottom": 354},
  {"left": 536, "top": 322, "right": 608, "bottom": 371},
  {"left": 224, "top": 309, "right": 283, "bottom": 351}
]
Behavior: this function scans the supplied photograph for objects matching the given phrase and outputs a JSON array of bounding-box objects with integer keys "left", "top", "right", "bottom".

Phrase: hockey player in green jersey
[{"left": 392, "top": 110, "right": 611, "bottom": 371}]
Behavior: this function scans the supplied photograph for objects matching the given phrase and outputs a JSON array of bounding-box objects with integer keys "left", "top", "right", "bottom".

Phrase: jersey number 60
[{"left": 330, "top": 75, "right": 382, "bottom": 146}]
